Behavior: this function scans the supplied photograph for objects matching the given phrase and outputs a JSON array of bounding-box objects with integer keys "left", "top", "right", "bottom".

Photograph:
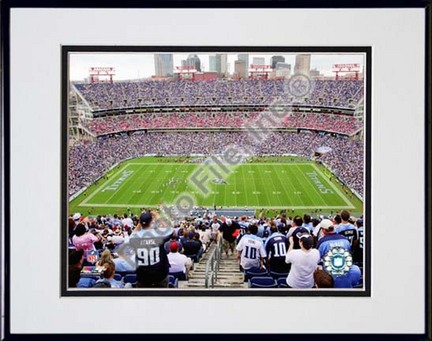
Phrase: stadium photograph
[{"left": 63, "top": 48, "right": 369, "bottom": 295}]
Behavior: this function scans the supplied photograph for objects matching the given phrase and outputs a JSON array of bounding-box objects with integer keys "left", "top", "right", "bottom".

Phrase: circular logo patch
[{"left": 323, "top": 247, "right": 353, "bottom": 276}]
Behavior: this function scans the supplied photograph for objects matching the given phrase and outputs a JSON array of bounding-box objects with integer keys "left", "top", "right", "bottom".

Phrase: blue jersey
[
  {"left": 237, "top": 222, "right": 249, "bottom": 242},
  {"left": 302, "top": 223, "right": 314, "bottom": 233},
  {"left": 317, "top": 233, "right": 351, "bottom": 258},
  {"left": 265, "top": 233, "right": 290, "bottom": 272},
  {"left": 256, "top": 224, "right": 265, "bottom": 238},
  {"left": 337, "top": 223, "right": 358, "bottom": 246}
]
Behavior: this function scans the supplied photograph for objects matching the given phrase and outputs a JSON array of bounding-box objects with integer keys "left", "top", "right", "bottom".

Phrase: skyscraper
[
  {"left": 294, "top": 54, "right": 311, "bottom": 76},
  {"left": 215, "top": 54, "right": 228, "bottom": 78},
  {"left": 234, "top": 60, "right": 247, "bottom": 79},
  {"left": 185, "top": 54, "right": 201, "bottom": 71},
  {"left": 209, "top": 56, "right": 217, "bottom": 72},
  {"left": 154, "top": 54, "right": 173, "bottom": 77},
  {"left": 238, "top": 54, "right": 249, "bottom": 77},
  {"left": 271, "top": 56, "right": 285, "bottom": 69}
]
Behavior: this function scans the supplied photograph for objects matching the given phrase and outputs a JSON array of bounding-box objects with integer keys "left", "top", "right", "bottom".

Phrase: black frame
[{"left": 2, "top": 0, "right": 431, "bottom": 339}]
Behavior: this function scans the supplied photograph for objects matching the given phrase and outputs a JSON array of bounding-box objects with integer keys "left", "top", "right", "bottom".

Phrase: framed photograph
[
  {"left": 2, "top": 0, "right": 431, "bottom": 338},
  {"left": 62, "top": 46, "right": 370, "bottom": 297}
]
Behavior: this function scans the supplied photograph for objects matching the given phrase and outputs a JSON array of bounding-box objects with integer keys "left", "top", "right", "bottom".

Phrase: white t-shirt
[
  {"left": 236, "top": 235, "right": 266, "bottom": 270},
  {"left": 167, "top": 252, "right": 192, "bottom": 274},
  {"left": 285, "top": 249, "right": 320, "bottom": 288},
  {"left": 199, "top": 229, "right": 212, "bottom": 244},
  {"left": 121, "top": 217, "right": 134, "bottom": 228},
  {"left": 211, "top": 222, "right": 220, "bottom": 235}
]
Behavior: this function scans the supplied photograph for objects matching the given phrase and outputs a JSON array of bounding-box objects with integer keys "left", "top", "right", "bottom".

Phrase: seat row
[{"left": 77, "top": 273, "right": 178, "bottom": 288}]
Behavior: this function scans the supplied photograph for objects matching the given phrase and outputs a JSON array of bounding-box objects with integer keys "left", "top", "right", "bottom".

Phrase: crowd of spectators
[
  {"left": 82, "top": 111, "right": 362, "bottom": 136},
  {"left": 69, "top": 131, "right": 363, "bottom": 197},
  {"left": 69, "top": 209, "right": 363, "bottom": 289},
  {"left": 74, "top": 79, "right": 363, "bottom": 110}
]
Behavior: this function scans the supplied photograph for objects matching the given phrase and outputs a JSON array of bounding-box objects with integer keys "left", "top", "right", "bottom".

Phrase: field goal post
[{"left": 323, "top": 167, "right": 332, "bottom": 178}]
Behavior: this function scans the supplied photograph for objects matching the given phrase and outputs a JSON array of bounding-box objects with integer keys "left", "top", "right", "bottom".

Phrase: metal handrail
[{"left": 204, "top": 240, "right": 223, "bottom": 288}]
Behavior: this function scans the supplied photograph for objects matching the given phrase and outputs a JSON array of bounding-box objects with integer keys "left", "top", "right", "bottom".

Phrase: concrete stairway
[
  {"left": 213, "top": 257, "right": 245, "bottom": 288},
  {"left": 178, "top": 244, "right": 246, "bottom": 289}
]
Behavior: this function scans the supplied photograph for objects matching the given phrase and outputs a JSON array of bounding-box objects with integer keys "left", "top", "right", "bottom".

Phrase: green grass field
[{"left": 69, "top": 156, "right": 363, "bottom": 218}]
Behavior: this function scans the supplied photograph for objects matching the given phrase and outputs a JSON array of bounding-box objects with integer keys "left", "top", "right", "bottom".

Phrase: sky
[{"left": 69, "top": 52, "right": 365, "bottom": 81}]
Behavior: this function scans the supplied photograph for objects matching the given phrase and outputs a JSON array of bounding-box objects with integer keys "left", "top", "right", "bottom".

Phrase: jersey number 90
[{"left": 136, "top": 247, "right": 160, "bottom": 266}]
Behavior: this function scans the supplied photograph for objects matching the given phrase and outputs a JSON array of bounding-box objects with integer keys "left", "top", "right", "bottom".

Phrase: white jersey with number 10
[{"left": 236, "top": 235, "right": 267, "bottom": 270}]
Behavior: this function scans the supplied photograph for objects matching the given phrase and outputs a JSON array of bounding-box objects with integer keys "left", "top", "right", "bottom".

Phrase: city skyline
[{"left": 69, "top": 52, "right": 365, "bottom": 81}]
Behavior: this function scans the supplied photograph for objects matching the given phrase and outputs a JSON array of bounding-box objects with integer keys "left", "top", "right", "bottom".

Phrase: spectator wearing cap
[
  {"left": 218, "top": 218, "right": 240, "bottom": 258},
  {"left": 167, "top": 241, "right": 192, "bottom": 280},
  {"left": 72, "top": 212, "right": 82, "bottom": 226},
  {"left": 313, "top": 216, "right": 334, "bottom": 242},
  {"left": 316, "top": 219, "right": 351, "bottom": 258},
  {"left": 285, "top": 233, "right": 320, "bottom": 288},
  {"left": 130, "top": 211, "right": 172, "bottom": 288}
]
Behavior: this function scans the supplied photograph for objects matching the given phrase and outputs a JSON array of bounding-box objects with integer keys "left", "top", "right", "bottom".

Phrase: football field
[{"left": 69, "top": 157, "right": 363, "bottom": 217}]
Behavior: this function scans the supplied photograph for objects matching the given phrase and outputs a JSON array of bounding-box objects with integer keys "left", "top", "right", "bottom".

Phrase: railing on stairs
[{"left": 204, "top": 240, "right": 223, "bottom": 288}]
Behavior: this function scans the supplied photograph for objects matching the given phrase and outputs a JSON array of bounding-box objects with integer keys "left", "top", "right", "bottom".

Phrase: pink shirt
[{"left": 72, "top": 233, "right": 98, "bottom": 251}]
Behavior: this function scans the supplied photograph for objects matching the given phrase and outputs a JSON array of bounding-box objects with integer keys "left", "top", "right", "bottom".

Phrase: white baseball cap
[{"left": 318, "top": 219, "right": 334, "bottom": 230}]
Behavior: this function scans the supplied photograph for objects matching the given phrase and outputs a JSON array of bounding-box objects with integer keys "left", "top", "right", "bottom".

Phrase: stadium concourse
[{"left": 68, "top": 78, "right": 364, "bottom": 290}]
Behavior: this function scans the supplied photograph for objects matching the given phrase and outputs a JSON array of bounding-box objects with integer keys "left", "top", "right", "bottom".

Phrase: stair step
[
  {"left": 178, "top": 243, "right": 250, "bottom": 288},
  {"left": 189, "top": 273, "right": 243, "bottom": 281}
]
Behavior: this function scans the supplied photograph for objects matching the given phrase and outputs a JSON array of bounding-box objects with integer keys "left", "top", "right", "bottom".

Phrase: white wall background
[{"left": 10, "top": 8, "right": 425, "bottom": 334}]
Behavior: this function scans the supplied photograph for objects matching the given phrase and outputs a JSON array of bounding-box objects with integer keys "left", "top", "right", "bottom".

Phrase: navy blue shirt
[{"left": 265, "top": 233, "right": 290, "bottom": 272}]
